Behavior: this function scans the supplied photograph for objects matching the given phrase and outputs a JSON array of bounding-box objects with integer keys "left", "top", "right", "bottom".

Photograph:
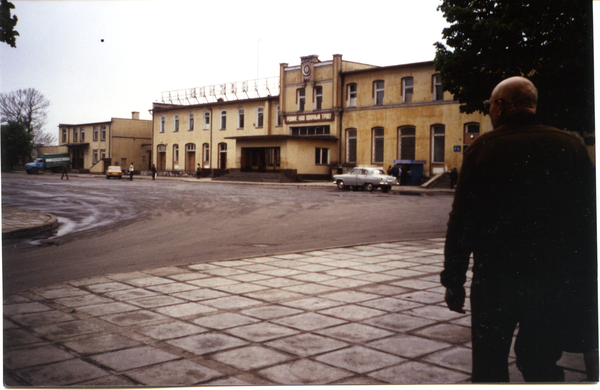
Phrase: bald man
[{"left": 441, "top": 77, "right": 597, "bottom": 382}]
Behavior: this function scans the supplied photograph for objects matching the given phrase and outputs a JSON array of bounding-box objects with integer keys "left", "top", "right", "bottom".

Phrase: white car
[{"left": 333, "top": 167, "right": 396, "bottom": 192}]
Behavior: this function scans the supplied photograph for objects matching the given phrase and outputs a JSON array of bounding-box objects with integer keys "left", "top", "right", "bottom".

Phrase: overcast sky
[{"left": 1, "top": 0, "right": 452, "bottom": 140}]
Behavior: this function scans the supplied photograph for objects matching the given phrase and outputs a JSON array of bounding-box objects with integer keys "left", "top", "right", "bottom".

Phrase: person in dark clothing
[
  {"left": 60, "top": 163, "right": 68, "bottom": 180},
  {"left": 390, "top": 164, "right": 400, "bottom": 184},
  {"left": 449, "top": 168, "right": 458, "bottom": 189},
  {"left": 196, "top": 163, "right": 201, "bottom": 179},
  {"left": 151, "top": 164, "right": 157, "bottom": 180},
  {"left": 129, "top": 163, "right": 134, "bottom": 181},
  {"left": 441, "top": 76, "right": 597, "bottom": 383}
]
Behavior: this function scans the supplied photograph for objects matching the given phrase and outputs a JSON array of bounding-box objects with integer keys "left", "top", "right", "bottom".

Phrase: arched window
[
  {"left": 372, "top": 128, "right": 384, "bottom": 164},
  {"left": 431, "top": 125, "right": 445, "bottom": 163}
]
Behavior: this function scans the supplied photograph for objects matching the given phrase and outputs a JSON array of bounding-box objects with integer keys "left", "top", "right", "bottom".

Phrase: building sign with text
[{"left": 285, "top": 111, "right": 334, "bottom": 124}]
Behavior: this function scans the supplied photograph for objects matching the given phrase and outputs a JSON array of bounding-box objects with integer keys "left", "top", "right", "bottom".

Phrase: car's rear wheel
[
  {"left": 337, "top": 180, "right": 346, "bottom": 190},
  {"left": 365, "top": 183, "right": 374, "bottom": 192}
]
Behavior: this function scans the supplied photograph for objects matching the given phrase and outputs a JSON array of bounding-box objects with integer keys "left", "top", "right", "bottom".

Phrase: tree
[
  {"left": 0, "top": 0, "right": 18, "bottom": 48},
  {"left": 434, "top": 0, "right": 594, "bottom": 136},
  {"left": 1, "top": 121, "right": 32, "bottom": 171},
  {"left": 0, "top": 88, "right": 53, "bottom": 148}
]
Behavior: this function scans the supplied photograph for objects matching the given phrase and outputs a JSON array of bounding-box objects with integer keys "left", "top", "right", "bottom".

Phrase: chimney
[{"left": 132, "top": 111, "right": 140, "bottom": 120}]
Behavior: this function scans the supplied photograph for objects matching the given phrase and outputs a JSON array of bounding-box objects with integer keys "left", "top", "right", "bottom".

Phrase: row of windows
[
  {"left": 61, "top": 126, "right": 106, "bottom": 143},
  {"left": 160, "top": 106, "right": 284, "bottom": 133},
  {"left": 158, "top": 143, "right": 211, "bottom": 164},
  {"left": 345, "top": 123, "right": 480, "bottom": 165}
]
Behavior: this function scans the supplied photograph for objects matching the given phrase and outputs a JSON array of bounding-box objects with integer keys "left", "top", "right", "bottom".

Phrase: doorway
[{"left": 218, "top": 143, "right": 227, "bottom": 169}]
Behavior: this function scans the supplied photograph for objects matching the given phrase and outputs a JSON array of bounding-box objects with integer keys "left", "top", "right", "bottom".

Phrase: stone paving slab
[{"left": 3, "top": 239, "right": 590, "bottom": 385}]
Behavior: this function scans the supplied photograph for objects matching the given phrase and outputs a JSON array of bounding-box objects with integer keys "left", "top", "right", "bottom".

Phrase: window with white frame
[
  {"left": 160, "top": 116, "right": 165, "bottom": 132},
  {"left": 399, "top": 126, "right": 416, "bottom": 160},
  {"left": 374, "top": 80, "right": 384, "bottom": 106},
  {"left": 93, "top": 150, "right": 98, "bottom": 163},
  {"left": 80, "top": 127, "right": 85, "bottom": 142},
  {"left": 204, "top": 112, "right": 210, "bottom": 130},
  {"left": 220, "top": 110, "right": 227, "bottom": 129},
  {"left": 62, "top": 128, "right": 67, "bottom": 143},
  {"left": 189, "top": 113, "right": 194, "bottom": 130},
  {"left": 402, "top": 77, "right": 413, "bottom": 103},
  {"left": 173, "top": 144, "right": 179, "bottom": 163},
  {"left": 93, "top": 127, "right": 98, "bottom": 141},
  {"left": 186, "top": 143, "right": 195, "bottom": 152},
  {"left": 101, "top": 126, "right": 106, "bottom": 140},
  {"left": 203, "top": 143, "right": 209, "bottom": 163},
  {"left": 238, "top": 109, "right": 244, "bottom": 129},
  {"left": 314, "top": 86, "right": 323, "bottom": 110},
  {"left": 174, "top": 115, "right": 179, "bottom": 132},
  {"left": 257, "top": 107, "right": 264, "bottom": 127},
  {"left": 347, "top": 83, "right": 357, "bottom": 107},
  {"left": 372, "top": 127, "right": 384, "bottom": 164},
  {"left": 297, "top": 88, "right": 305, "bottom": 111},
  {"left": 315, "top": 148, "right": 329, "bottom": 165},
  {"left": 432, "top": 125, "right": 445, "bottom": 163},
  {"left": 276, "top": 105, "right": 282, "bottom": 126},
  {"left": 100, "top": 149, "right": 106, "bottom": 159},
  {"left": 346, "top": 129, "right": 357, "bottom": 163},
  {"left": 465, "top": 123, "right": 480, "bottom": 136},
  {"left": 433, "top": 74, "right": 443, "bottom": 101}
]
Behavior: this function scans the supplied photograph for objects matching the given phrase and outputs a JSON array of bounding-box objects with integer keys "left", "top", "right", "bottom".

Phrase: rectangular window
[
  {"left": 173, "top": 144, "right": 179, "bottom": 163},
  {"left": 257, "top": 107, "right": 264, "bottom": 127},
  {"left": 290, "top": 125, "right": 330, "bottom": 136},
  {"left": 373, "top": 128, "right": 384, "bottom": 164},
  {"left": 238, "top": 109, "right": 244, "bottom": 129},
  {"left": 203, "top": 143, "right": 209, "bottom": 163},
  {"left": 101, "top": 126, "right": 106, "bottom": 141},
  {"left": 399, "top": 127, "right": 416, "bottom": 160},
  {"left": 62, "top": 128, "right": 67, "bottom": 143},
  {"left": 93, "top": 149, "right": 98, "bottom": 163},
  {"left": 297, "top": 88, "right": 305, "bottom": 111},
  {"left": 73, "top": 128, "right": 78, "bottom": 142},
  {"left": 204, "top": 112, "right": 210, "bottom": 130},
  {"left": 174, "top": 115, "right": 179, "bottom": 132},
  {"left": 80, "top": 128, "right": 85, "bottom": 142},
  {"left": 100, "top": 149, "right": 106, "bottom": 159},
  {"left": 160, "top": 116, "right": 165, "bottom": 133},
  {"left": 189, "top": 113, "right": 194, "bottom": 130},
  {"left": 346, "top": 129, "right": 357, "bottom": 163},
  {"left": 402, "top": 77, "right": 413, "bottom": 103},
  {"left": 314, "top": 86, "right": 323, "bottom": 110},
  {"left": 347, "top": 83, "right": 357, "bottom": 107},
  {"left": 315, "top": 148, "right": 329, "bottom": 165},
  {"left": 432, "top": 125, "right": 445, "bottom": 163},
  {"left": 374, "top": 81, "right": 384, "bottom": 106},
  {"left": 220, "top": 110, "right": 227, "bottom": 130},
  {"left": 433, "top": 74, "right": 443, "bottom": 101},
  {"left": 93, "top": 127, "right": 98, "bottom": 141},
  {"left": 276, "top": 105, "right": 282, "bottom": 126}
]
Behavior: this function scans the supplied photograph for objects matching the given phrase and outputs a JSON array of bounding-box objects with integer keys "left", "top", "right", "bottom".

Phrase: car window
[
  {"left": 374, "top": 169, "right": 386, "bottom": 175},
  {"left": 350, "top": 169, "right": 359, "bottom": 175}
]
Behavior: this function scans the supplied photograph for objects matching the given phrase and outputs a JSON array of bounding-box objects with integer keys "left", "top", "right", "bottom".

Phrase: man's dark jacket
[{"left": 442, "top": 112, "right": 597, "bottom": 352}]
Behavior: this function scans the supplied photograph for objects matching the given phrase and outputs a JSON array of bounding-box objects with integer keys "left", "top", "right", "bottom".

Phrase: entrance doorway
[
  {"left": 186, "top": 143, "right": 196, "bottom": 171},
  {"left": 218, "top": 143, "right": 227, "bottom": 169},
  {"left": 241, "top": 147, "right": 280, "bottom": 172},
  {"left": 157, "top": 145, "right": 166, "bottom": 170}
]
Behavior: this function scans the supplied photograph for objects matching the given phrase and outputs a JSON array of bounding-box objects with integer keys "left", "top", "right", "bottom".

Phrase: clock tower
[{"left": 300, "top": 54, "right": 319, "bottom": 82}]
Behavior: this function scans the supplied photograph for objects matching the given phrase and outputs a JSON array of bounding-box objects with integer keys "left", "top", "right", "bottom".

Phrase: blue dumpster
[{"left": 394, "top": 159, "right": 426, "bottom": 185}]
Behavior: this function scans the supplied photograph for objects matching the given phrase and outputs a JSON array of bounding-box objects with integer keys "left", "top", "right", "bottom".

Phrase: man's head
[{"left": 487, "top": 76, "right": 538, "bottom": 128}]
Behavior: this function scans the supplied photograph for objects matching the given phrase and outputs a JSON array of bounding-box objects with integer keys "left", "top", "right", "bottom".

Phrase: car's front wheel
[
  {"left": 337, "top": 180, "right": 346, "bottom": 190},
  {"left": 365, "top": 183, "right": 374, "bottom": 192}
]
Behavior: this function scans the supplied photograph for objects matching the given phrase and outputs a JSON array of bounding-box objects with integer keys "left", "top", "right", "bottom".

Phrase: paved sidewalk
[
  {"left": 4, "top": 239, "right": 588, "bottom": 385},
  {"left": 2, "top": 206, "right": 58, "bottom": 239}
]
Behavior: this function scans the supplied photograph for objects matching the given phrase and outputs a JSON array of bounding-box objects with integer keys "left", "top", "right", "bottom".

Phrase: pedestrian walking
[
  {"left": 129, "top": 163, "right": 134, "bottom": 181},
  {"left": 196, "top": 163, "right": 201, "bottom": 179},
  {"left": 441, "top": 76, "right": 597, "bottom": 383},
  {"left": 151, "top": 164, "right": 157, "bottom": 180},
  {"left": 60, "top": 163, "right": 68, "bottom": 180}
]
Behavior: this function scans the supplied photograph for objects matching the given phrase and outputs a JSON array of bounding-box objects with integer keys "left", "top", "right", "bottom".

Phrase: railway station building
[{"left": 150, "top": 54, "right": 490, "bottom": 182}]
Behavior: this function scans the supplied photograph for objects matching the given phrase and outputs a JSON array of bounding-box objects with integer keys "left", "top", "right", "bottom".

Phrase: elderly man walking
[{"left": 441, "top": 77, "right": 597, "bottom": 382}]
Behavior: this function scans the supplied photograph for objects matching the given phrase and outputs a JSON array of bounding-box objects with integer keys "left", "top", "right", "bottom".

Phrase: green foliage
[
  {"left": 2, "top": 121, "right": 32, "bottom": 171},
  {"left": 0, "top": 0, "right": 18, "bottom": 48},
  {"left": 434, "top": 0, "right": 594, "bottom": 135}
]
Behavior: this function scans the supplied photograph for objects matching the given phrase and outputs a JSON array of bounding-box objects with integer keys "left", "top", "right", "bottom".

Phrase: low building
[
  {"left": 58, "top": 112, "right": 152, "bottom": 173},
  {"left": 151, "top": 54, "right": 490, "bottom": 181}
]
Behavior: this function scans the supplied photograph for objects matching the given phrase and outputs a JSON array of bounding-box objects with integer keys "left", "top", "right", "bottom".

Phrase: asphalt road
[{"left": 2, "top": 173, "right": 453, "bottom": 294}]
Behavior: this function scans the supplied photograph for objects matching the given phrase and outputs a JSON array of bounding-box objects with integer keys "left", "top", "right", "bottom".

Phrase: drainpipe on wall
[
  {"left": 209, "top": 107, "right": 213, "bottom": 174},
  {"left": 149, "top": 107, "right": 155, "bottom": 170}
]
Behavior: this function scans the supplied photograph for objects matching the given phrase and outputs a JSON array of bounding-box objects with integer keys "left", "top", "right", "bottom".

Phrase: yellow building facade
[
  {"left": 151, "top": 54, "right": 490, "bottom": 181},
  {"left": 58, "top": 112, "right": 152, "bottom": 173}
]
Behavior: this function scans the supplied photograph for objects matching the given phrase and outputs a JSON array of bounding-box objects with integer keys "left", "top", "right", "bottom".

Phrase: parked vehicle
[
  {"left": 333, "top": 167, "right": 396, "bottom": 192},
  {"left": 25, "top": 153, "right": 71, "bottom": 174},
  {"left": 106, "top": 166, "right": 123, "bottom": 179}
]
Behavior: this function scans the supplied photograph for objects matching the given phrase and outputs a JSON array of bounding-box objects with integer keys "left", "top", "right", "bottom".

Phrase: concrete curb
[{"left": 2, "top": 206, "right": 59, "bottom": 239}]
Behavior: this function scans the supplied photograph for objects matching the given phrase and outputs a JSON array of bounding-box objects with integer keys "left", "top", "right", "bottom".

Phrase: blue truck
[{"left": 25, "top": 153, "right": 71, "bottom": 174}]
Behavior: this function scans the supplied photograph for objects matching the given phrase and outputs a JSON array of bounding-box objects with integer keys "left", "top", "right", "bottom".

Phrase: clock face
[{"left": 302, "top": 64, "right": 311, "bottom": 76}]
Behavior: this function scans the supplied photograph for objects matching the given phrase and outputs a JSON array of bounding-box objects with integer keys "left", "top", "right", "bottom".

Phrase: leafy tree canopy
[
  {"left": 1, "top": 121, "right": 32, "bottom": 171},
  {"left": 434, "top": 0, "right": 594, "bottom": 136},
  {"left": 0, "top": 0, "right": 18, "bottom": 48}
]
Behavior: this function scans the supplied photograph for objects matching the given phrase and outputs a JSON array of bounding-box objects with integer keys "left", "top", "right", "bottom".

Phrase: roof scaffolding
[{"left": 160, "top": 77, "right": 280, "bottom": 105}]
